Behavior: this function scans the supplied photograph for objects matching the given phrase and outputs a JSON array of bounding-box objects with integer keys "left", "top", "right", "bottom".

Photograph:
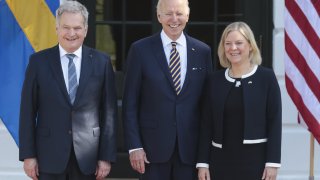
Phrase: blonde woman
[{"left": 197, "top": 22, "right": 281, "bottom": 180}]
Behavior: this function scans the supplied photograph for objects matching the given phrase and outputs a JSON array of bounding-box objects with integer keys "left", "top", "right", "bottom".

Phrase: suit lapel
[
  {"left": 49, "top": 45, "right": 71, "bottom": 105},
  {"left": 73, "top": 46, "right": 93, "bottom": 106},
  {"left": 152, "top": 34, "right": 176, "bottom": 91},
  {"left": 179, "top": 34, "right": 196, "bottom": 95}
]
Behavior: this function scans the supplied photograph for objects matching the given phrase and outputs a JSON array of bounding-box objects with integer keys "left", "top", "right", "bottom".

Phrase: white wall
[
  {"left": 274, "top": 0, "right": 320, "bottom": 179},
  {"left": 0, "top": 119, "right": 28, "bottom": 180}
]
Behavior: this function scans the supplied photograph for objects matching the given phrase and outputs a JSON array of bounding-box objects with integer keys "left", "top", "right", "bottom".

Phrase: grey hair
[
  {"left": 56, "top": 1, "right": 89, "bottom": 28},
  {"left": 156, "top": 0, "right": 190, "bottom": 15}
]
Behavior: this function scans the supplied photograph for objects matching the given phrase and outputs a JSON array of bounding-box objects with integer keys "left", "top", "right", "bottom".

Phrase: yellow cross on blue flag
[{"left": 0, "top": 0, "right": 59, "bottom": 146}]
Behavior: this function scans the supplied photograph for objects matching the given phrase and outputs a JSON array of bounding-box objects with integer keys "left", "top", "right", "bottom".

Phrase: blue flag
[{"left": 0, "top": 0, "right": 59, "bottom": 146}]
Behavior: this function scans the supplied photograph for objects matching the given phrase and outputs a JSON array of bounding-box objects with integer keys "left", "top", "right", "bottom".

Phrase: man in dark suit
[
  {"left": 19, "top": 1, "right": 117, "bottom": 180},
  {"left": 123, "top": 0, "right": 213, "bottom": 179}
]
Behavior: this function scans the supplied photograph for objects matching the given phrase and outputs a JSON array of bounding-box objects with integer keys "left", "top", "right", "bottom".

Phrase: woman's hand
[{"left": 262, "top": 167, "right": 278, "bottom": 180}]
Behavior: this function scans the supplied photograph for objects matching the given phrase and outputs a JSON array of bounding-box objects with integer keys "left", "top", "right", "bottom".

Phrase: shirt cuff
[
  {"left": 265, "top": 162, "right": 281, "bottom": 168},
  {"left": 129, "top": 148, "right": 143, "bottom": 154},
  {"left": 196, "top": 163, "right": 209, "bottom": 168}
]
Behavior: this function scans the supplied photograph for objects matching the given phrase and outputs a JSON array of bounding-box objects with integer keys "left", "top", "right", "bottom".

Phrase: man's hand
[
  {"left": 95, "top": 160, "right": 111, "bottom": 180},
  {"left": 23, "top": 158, "right": 39, "bottom": 180},
  {"left": 129, "top": 149, "right": 150, "bottom": 174},
  {"left": 198, "top": 167, "right": 210, "bottom": 180}
]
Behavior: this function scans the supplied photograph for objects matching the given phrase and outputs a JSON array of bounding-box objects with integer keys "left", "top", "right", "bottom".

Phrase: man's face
[
  {"left": 157, "top": 0, "right": 189, "bottom": 41},
  {"left": 56, "top": 12, "right": 87, "bottom": 53}
]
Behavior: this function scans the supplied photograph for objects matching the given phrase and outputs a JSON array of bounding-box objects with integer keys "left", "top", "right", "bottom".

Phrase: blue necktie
[
  {"left": 66, "top": 54, "right": 78, "bottom": 104},
  {"left": 169, "top": 42, "right": 181, "bottom": 95}
]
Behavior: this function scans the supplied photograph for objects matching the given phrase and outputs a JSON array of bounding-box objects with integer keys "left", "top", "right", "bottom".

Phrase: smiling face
[
  {"left": 56, "top": 12, "right": 87, "bottom": 53},
  {"left": 157, "top": 0, "right": 189, "bottom": 41},
  {"left": 224, "top": 30, "right": 252, "bottom": 66}
]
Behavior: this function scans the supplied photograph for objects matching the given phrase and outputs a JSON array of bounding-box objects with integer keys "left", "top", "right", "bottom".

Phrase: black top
[{"left": 210, "top": 78, "right": 266, "bottom": 179}]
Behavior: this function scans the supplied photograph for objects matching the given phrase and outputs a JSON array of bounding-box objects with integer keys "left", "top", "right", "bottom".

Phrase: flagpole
[{"left": 309, "top": 134, "right": 314, "bottom": 180}]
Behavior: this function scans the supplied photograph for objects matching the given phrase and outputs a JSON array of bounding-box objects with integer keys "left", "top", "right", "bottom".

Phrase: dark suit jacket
[
  {"left": 19, "top": 45, "right": 117, "bottom": 175},
  {"left": 198, "top": 66, "right": 282, "bottom": 165},
  {"left": 123, "top": 32, "right": 213, "bottom": 165}
]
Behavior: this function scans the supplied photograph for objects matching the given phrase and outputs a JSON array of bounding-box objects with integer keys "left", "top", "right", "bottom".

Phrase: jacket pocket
[
  {"left": 212, "top": 140, "right": 222, "bottom": 148},
  {"left": 93, "top": 127, "right": 100, "bottom": 137}
]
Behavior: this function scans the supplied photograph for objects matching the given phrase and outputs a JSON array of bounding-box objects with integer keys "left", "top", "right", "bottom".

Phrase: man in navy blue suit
[
  {"left": 19, "top": 1, "right": 117, "bottom": 180},
  {"left": 123, "top": 0, "right": 213, "bottom": 179}
]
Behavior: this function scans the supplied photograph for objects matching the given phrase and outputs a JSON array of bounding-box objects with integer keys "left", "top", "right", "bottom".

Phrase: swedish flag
[{"left": 0, "top": 0, "right": 59, "bottom": 146}]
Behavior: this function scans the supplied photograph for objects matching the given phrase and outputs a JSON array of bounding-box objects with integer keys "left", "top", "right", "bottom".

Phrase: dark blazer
[
  {"left": 123, "top": 32, "right": 213, "bottom": 165},
  {"left": 19, "top": 45, "right": 117, "bottom": 175},
  {"left": 198, "top": 65, "right": 282, "bottom": 165}
]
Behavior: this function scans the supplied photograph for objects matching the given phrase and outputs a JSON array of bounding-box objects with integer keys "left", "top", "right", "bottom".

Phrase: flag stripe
[
  {"left": 285, "top": 75, "right": 320, "bottom": 141},
  {"left": 296, "top": 0, "right": 320, "bottom": 37},
  {"left": 6, "top": 0, "right": 57, "bottom": 52},
  {"left": 285, "top": 0, "right": 320, "bottom": 143},
  {"left": 284, "top": 53, "right": 320, "bottom": 121},
  {"left": 285, "top": 0, "right": 320, "bottom": 58},
  {"left": 284, "top": 8, "right": 320, "bottom": 77},
  {"left": 311, "top": 0, "right": 320, "bottom": 16},
  {"left": 285, "top": 33, "right": 320, "bottom": 102}
]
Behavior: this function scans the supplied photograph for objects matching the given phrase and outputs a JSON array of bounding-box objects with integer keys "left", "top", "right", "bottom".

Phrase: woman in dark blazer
[{"left": 197, "top": 22, "right": 282, "bottom": 180}]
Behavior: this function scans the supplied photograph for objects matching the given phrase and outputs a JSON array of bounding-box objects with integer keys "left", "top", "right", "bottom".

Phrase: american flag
[{"left": 284, "top": 0, "right": 320, "bottom": 143}]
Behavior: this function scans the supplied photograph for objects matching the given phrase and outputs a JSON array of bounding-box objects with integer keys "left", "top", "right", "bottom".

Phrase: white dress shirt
[
  {"left": 59, "top": 45, "right": 82, "bottom": 91},
  {"left": 160, "top": 30, "right": 187, "bottom": 89}
]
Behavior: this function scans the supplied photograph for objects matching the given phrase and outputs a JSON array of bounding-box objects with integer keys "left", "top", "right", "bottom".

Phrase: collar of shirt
[
  {"left": 160, "top": 30, "right": 187, "bottom": 88},
  {"left": 58, "top": 44, "right": 82, "bottom": 90},
  {"left": 58, "top": 44, "right": 82, "bottom": 59},
  {"left": 160, "top": 30, "right": 187, "bottom": 50}
]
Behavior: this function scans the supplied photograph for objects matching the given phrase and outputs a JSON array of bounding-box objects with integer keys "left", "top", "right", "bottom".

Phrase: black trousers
[
  {"left": 39, "top": 147, "right": 95, "bottom": 180},
  {"left": 140, "top": 143, "right": 197, "bottom": 180}
]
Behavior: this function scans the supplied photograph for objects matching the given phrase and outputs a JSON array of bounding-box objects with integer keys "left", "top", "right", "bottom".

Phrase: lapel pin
[
  {"left": 192, "top": 67, "right": 198, "bottom": 70},
  {"left": 191, "top": 48, "right": 195, "bottom": 51},
  {"left": 248, "top": 81, "right": 252, "bottom": 84}
]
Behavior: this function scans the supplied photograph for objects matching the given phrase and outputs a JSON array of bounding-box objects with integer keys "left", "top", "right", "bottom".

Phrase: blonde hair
[{"left": 218, "top": 21, "right": 262, "bottom": 68}]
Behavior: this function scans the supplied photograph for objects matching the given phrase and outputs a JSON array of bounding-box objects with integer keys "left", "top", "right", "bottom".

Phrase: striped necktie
[
  {"left": 169, "top": 42, "right": 181, "bottom": 95},
  {"left": 66, "top": 54, "right": 78, "bottom": 104}
]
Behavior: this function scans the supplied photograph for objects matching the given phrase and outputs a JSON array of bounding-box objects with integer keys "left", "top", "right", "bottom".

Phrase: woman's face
[{"left": 224, "top": 30, "right": 252, "bottom": 66}]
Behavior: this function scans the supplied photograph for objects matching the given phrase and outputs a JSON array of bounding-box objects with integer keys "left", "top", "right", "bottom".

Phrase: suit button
[
  {"left": 173, "top": 122, "right": 177, "bottom": 126},
  {"left": 68, "top": 130, "right": 72, "bottom": 134}
]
